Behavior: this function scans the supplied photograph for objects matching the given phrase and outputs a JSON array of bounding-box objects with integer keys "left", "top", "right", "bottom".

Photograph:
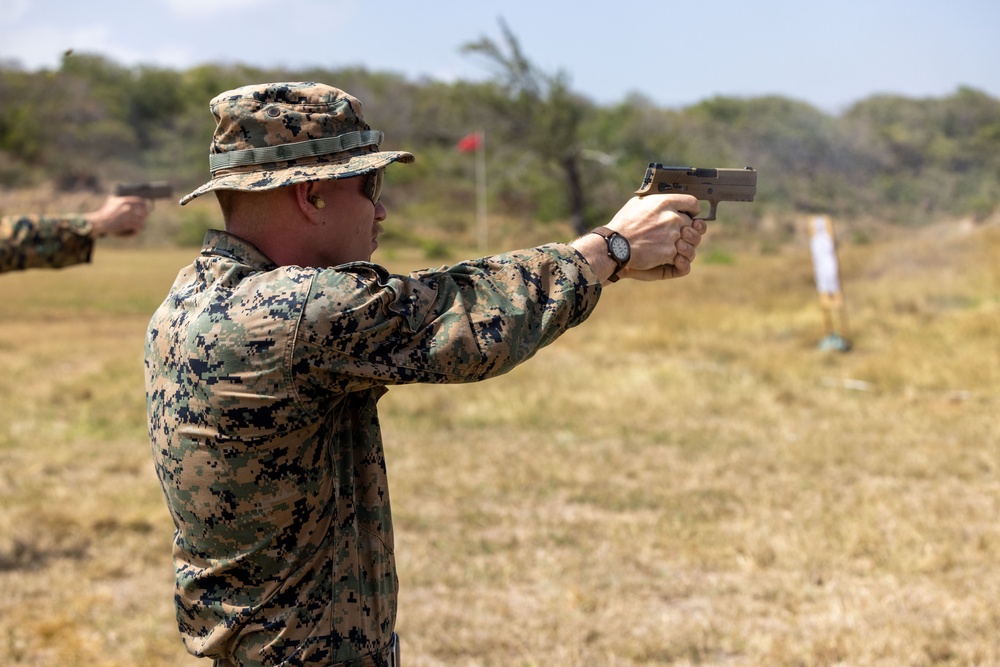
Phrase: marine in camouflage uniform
[
  {"left": 1, "top": 196, "right": 147, "bottom": 273},
  {"left": 146, "top": 81, "right": 704, "bottom": 667},
  {"left": 0, "top": 214, "right": 96, "bottom": 272}
]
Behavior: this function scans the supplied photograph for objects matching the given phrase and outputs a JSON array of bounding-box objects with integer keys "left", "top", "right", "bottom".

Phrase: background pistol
[
  {"left": 635, "top": 164, "right": 756, "bottom": 221},
  {"left": 114, "top": 181, "right": 174, "bottom": 201}
]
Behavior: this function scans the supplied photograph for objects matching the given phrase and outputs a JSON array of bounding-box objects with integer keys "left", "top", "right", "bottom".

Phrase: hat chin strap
[{"left": 209, "top": 130, "right": 383, "bottom": 173}]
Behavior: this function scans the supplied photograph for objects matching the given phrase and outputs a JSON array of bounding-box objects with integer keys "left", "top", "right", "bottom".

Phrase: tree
[{"left": 462, "top": 20, "right": 596, "bottom": 235}]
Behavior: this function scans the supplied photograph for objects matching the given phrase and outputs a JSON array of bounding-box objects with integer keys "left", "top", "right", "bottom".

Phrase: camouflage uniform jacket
[
  {"left": 0, "top": 214, "right": 94, "bottom": 273},
  {"left": 145, "top": 229, "right": 602, "bottom": 666}
]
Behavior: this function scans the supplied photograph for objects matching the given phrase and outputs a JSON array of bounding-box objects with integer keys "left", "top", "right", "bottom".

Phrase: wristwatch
[{"left": 589, "top": 226, "right": 631, "bottom": 282}]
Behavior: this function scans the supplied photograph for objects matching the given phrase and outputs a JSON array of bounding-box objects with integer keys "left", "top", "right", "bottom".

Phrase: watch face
[{"left": 610, "top": 235, "right": 630, "bottom": 262}]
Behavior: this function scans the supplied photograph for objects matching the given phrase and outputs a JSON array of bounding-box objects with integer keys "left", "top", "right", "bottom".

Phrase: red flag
[{"left": 456, "top": 132, "right": 482, "bottom": 152}]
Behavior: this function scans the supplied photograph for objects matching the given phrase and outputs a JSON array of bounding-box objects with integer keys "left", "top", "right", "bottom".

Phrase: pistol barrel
[{"left": 114, "top": 181, "right": 174, "bottom": 200}]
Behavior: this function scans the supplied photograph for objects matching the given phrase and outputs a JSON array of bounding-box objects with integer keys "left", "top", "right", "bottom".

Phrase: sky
[{"left": 1, "top": 0, "right": 998, "bottom": 114}]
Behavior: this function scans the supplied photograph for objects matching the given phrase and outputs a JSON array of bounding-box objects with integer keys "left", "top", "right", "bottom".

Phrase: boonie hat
[{"left": 180, "top": 81, "right": 414, "bottom": 205}]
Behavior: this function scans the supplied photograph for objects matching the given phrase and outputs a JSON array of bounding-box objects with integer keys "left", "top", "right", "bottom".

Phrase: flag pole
[{"left": 476, "top": 130, "right": 487, "bottom": 252}]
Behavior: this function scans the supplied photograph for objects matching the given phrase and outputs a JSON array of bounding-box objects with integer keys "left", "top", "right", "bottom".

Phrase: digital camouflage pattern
[
  {"left": 145, "top": 229, "right": 602, "bottom": 666},
  {"left": 0, "top": 214, "right": 93, "bottom": 273},
  {"left": 179, "top": 82, "right": 414, "bottom": 205}
]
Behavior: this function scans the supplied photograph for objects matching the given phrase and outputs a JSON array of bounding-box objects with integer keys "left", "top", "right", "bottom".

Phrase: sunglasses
[{"left": 364, "top": 169, "right": 384, "bottom": 205}]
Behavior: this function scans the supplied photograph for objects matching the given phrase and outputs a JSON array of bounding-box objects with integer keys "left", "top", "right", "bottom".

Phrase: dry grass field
[{"left": 1, "top": 212, "right": 997, "bottom": 666}]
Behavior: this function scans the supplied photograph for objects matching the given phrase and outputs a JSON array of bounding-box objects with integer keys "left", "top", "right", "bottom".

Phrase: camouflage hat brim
[{"left": 179, "top": 149, "right": 413, "bottom": 206}]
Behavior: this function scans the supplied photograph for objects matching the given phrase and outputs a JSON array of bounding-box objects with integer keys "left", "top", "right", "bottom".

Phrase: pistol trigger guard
[{"left": 697, "top": 202, "right": 718, "bottom": 222}]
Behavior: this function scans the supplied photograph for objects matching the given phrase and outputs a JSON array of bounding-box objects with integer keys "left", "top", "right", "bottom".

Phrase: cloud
[
  {"left": 0, "top": 19, "right": 193, "bottom": 71},
  {"left": 0, "top": 0, "right": 33, "bottom": 24},
  {"left": 160, "top": 0, "right": 271, "bottom": 18},
  {"left": 0, "top": 23, "right": 116, "bottom": 69}
]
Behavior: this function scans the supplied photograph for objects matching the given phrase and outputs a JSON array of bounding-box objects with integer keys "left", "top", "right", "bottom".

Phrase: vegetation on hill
[{"left": 1, "top": 44, "right": 998, "bottom": 248}]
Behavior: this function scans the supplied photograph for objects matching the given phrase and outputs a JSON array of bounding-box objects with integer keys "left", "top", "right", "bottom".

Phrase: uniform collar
[{"left": 199, "top": 229, "right": 278, "bottom": 271}]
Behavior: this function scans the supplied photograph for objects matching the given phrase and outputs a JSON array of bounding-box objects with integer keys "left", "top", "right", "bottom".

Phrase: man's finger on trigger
[{"left": 674, "top": 194, "right": 701, "bottom": 217}]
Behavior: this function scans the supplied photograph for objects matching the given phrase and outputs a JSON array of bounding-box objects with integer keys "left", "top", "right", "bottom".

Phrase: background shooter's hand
[{"left": 84, "top": 195, "right": 149, "bottom": 238}]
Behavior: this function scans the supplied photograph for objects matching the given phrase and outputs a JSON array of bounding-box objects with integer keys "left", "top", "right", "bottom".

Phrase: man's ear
[{"left": 294, "top": 182, "right": 325, "bottom": 223}]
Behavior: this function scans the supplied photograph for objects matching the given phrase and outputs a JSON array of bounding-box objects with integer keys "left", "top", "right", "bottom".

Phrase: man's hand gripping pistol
[{"left": 635, "top": 163, "right": 757, "bottom": 221}]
